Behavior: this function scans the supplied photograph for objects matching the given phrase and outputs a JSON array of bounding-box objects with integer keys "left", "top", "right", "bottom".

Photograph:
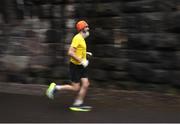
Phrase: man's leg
[
  {"left": 46, "top": 82, "right": 80, "bottom": 99},
  {"left": 55, "top": 82, "right": 80, "bottom": 91},
  {"left": 73, "top": 78, "right": 90, "bottom": 106}
]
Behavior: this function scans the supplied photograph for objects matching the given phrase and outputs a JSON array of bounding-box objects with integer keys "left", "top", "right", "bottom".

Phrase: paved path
[{"left": 0, "top": 86, "right": 180, "bottom": 123}]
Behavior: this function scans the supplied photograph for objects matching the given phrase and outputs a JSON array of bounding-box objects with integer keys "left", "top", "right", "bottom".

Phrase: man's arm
[
  {"left": 68, "top": 46, "right": 81, "bottom": 63},
  {"left": 68, "top": 46, "right": 89, "bottom": 67}
]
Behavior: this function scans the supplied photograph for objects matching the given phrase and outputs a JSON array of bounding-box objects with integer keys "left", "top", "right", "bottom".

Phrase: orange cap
[{"left": 76, "top": 20, "right": 88, "bottom": 32}]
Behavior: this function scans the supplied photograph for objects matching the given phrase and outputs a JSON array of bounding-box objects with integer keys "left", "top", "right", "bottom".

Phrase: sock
[
  {"left": 73, "top": 99, "right": 83, "bottom": 106},
  {"left": 55, "top": 85, "right": 62, "bottom": 90}
]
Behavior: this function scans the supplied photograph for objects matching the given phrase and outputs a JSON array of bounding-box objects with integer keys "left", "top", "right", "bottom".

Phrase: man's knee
[{"left": 81, "top": 79, "right": 90, "bottom": 88}]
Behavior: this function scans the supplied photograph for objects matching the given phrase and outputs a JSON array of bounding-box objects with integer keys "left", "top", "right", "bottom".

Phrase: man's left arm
[{"left": 86, "top": 52, "right": 93, "bottom": 56}]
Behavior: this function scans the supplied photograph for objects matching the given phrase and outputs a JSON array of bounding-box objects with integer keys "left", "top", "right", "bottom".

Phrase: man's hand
[
  {"left": 86, "top": 52, "right": 93, "bottom": 56},
  {"left": 81, "top": 59, "right": 89, "bottom": 68},
  {"left": 86, "top": 52, "right": 93, "bottom": 60}
]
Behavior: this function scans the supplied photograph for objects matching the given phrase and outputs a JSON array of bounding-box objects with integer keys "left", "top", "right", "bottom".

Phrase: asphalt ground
[{"left": 0, "top": 86, "right": 180, "bottom": 123}]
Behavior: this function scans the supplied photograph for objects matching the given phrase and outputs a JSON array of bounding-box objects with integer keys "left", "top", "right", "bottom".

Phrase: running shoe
[
  {"left": 69, "top": 104, "right": 92, "bottom": 112},
  {"left": 46, "top": 82, "right": 56, "bottom": 99}
]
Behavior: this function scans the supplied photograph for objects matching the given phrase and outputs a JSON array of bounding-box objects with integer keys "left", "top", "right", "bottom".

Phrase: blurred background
[{"left": 0, "top": 0, "right": 180, "bottom": 93}]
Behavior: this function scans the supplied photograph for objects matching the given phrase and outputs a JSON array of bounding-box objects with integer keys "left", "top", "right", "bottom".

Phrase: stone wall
[
  {"left": 126, "top": 0, "right": 180, "bottom": 87},
  {"left": 0, "top": 0, "right": 180, "bottom": 90}
]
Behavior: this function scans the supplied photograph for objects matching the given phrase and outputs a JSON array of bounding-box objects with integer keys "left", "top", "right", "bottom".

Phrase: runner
[{"left": 46, "top": 20, "right": 92, "bottom": 111}]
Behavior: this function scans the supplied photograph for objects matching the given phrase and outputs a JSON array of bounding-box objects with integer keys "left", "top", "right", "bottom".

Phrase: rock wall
[
  {"left": 0, "top": 0, "right": 180, "bottom": 90},
  {"left": 126, "top": 0, "right": 180, "bottom": 87}
]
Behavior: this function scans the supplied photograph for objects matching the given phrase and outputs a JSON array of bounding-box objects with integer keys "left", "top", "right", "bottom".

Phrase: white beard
[{"left": 83, "top": 31, "right": 90, "bottom": 38}]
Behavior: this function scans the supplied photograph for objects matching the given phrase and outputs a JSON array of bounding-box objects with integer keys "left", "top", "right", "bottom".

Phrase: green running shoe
[
  {"left": 69, "top": 105, "right": 92, "bottom": 112},
  {"left": 46, "top": 82, "right": 56, "bottom": 99}
]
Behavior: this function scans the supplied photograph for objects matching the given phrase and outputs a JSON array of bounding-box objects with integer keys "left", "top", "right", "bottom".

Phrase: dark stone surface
[
  {"left": 90, "top": 57, "right": 128, "bottom": 71},
  {"left": 89, "top": 45, "right": 127, "bottom": 58},
  {"left": 128, "top": 62, "right": 154, "bottom": 82},
  {"left": 165, "top": 12, "right": 180, "bottom": 33},
  {"left": 122, "top": 0, "right": 160, "bottom": 13}
]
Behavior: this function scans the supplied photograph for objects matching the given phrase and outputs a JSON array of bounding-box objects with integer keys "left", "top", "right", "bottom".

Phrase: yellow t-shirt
[{"left": 70, "top": 33, "right": 87, "bottom": 65}]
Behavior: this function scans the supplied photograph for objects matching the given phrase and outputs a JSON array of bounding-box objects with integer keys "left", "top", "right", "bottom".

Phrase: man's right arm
[
  {"left": 68, "top": 46, "right": 81, "bottom": 63},
  {"left": 68, "top": 46, "right": 89, "bottom": 67}
]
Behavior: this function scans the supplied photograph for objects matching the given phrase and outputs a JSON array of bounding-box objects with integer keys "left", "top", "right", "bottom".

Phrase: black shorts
[{"left": 69, "top": 62, "right": 88, "bottom": 83}]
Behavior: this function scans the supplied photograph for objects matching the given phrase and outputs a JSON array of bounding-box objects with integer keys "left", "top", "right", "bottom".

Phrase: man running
[{"left": 46, "top": 20, "right": 92, "bottom": 111}]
